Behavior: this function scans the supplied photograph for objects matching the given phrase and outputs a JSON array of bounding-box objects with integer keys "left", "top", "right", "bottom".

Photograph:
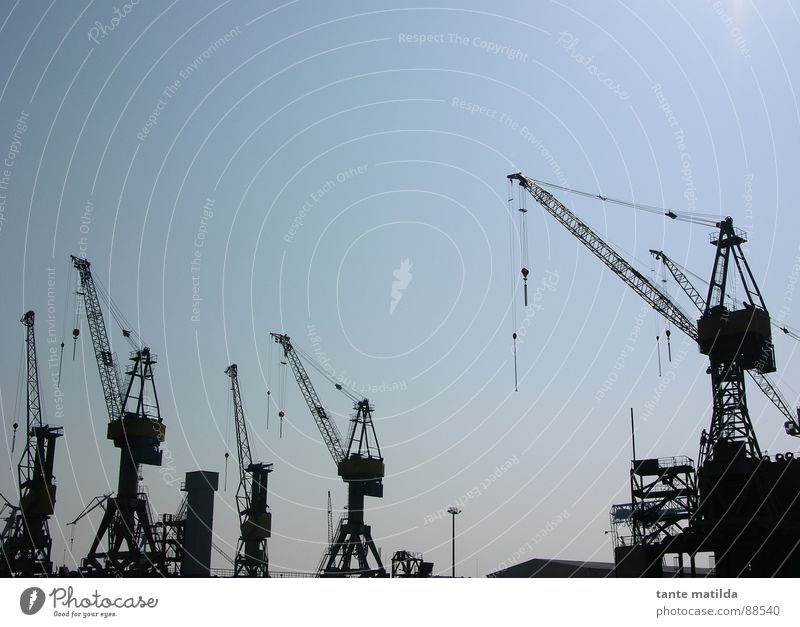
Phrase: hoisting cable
[
  {"left": 58, "top": 259, "right": 72, "bottom": 385},
  {"left": 666, "top": 323, "right": 672, "bottom": 363},
  {"left": 10, "top": 340, "right": 24, "bottom": 472},
  {"left": 266, "top": 341, "right": 273, "bottom": 430},
  {"left": 278, "top": 360, "right": 287, "bottom": 439},
  {"left": 656, "top": 252, "right": 800, "bottom": 343},
  {"left": 72, "top": 281, "right": 81, "bottom": 361},
  {"left": 10, "top": 422, "right": 18, "bottom": 455},
  {"left": 91, "top": 272, "right": 143, "bottom": 349},
  {"left": 779, "top": 325, "right": 800, "bottom": 342},
  {"left": 650, "top": 262, "right": 662, "bottom": 377},
  {"left": 508, "top": 178, "right": 519, "bottom": 393},
  {"left": 659, "top": 261, "right": 672, "bottom": 362},
  {"left": 292, "top": 343, "right": 362, "bottom": 403},
  {"left": 57, "top": 341, "right": 65, "bottom": 385},
  {"left": 519, "top": 183, "right": 530, "bottom": 306},
  {"left": 656, "top": 333, "right": 662, "bottom": 377},
  {"left": 530, "top": 178, "right": 720, "bottom": 226},
  {"left": 224, "top": 378, "right": 231, "bottom": 492},
  {"left": 12, "top": 339, "right": 24, "bottom": 444},
  {"left": 512, "top": 332, "right": 518, "bottom": 393}
]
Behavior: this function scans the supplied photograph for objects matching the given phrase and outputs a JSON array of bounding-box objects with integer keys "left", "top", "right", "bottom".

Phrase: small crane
[
  {"left": 225, "top": 364, "right": 273, "bottom": 577},
  {"left": 0, "top": 312, "right": 63, "bottom": 576},
  {"left": 271, "top": 333, "right": 386, "bottom": 577}
]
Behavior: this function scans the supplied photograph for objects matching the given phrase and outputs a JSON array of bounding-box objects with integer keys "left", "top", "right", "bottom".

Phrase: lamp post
[{"left": 447, "top": 506, "right": 461, "bottom": 578}]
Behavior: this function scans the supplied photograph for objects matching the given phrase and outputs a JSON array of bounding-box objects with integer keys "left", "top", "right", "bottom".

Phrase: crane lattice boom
[
  {"left": 225, "top": 365, "right": 253, "bottom": 504},
  {"left": 20, "top": 311, "right": 44, "bottom": 488},
  {"left": 270, "top": 333, "right": 346, "bottom": 464},
  {"left": 508, "top": 173, "right": 697, "bottom": 340},
  {"left": 71, "top": 256, "right": 123, "bottom": 422}
]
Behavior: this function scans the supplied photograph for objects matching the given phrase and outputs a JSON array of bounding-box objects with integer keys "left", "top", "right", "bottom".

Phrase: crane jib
[
  {"left": 510, "top": 173, "right": 799, "bottom": 438},
  {"left": 271, "top": 333, "right": 347, "bottom": 464}
]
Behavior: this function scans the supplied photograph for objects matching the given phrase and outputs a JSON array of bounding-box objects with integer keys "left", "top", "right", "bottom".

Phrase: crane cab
[{"left": 697, "top": 307, "right": 775, "bottom": 373}]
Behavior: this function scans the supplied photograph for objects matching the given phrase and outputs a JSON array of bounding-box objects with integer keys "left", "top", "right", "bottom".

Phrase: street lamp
[{"left": 447, "top": 506, "right": 461, "bottom": 578}]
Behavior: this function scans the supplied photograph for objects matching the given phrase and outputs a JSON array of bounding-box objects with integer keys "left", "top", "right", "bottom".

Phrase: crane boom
[
  {"left": 651, "top": 249, "right": 800, "bottom": 437},
  {"left": 270, "top": 333, "right": 346, "bottom": 464},
  {"left": 225, "top": 365, "right": 253, "bottom": 505},
  {"left": 71, "top": 256, "right": 123, "bottom": 422},
  {"left": 649, "top": 250, "right": 707, "bottom": 312},
  {"left": 753, "top": 373, "right": 800, "bottom": 436},
  {"left": 508, "top": 174, "right": 698, "bottom": 340},
  {"left": 19, "top": 311, "right": 44, "bottom": 489}
]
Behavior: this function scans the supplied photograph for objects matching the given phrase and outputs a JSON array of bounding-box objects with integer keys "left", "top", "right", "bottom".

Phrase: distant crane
[
  {"left": 71, "top": 255, "right": 166, "bottom": 575},
  {"left": 225, "top": 364, "right": 273, "bottom": 576},
  {"left": 0, "top": 312, "right": 63, "bottom": 576},
  {"left": 271, "top": 333, "right": 386, "bottom": 577}
]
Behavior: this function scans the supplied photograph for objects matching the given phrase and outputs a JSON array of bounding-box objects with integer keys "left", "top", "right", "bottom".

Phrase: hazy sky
[{"left": 1, "top": 0, "right": 799, "bottom": 576}]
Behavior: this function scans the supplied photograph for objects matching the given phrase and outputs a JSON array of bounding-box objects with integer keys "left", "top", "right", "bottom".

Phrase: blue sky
[{"left": 1, "top": 0, "right": 799, "bottom": 575}]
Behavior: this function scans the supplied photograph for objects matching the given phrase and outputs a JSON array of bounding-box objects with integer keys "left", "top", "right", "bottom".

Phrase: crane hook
[
  {"left": 521, "top": 267, "right": 530, "bottom": 306},
  {"left": 57, "top": 342, "right": 65, "bottom": 386},
  {"left": 656, "top": 334, "right": 662, "bottom": 377},
  {"left": 665, "top": 329, "right": 672, "bottom": 362},
  {"left": 512, "top": 332, "right": 519, "bottom": 392},
  {"left": 223, "top": 452, "right": 230, "bottom": 492}
]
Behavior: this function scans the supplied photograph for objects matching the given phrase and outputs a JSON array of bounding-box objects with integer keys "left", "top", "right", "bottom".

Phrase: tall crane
[
  {"left": 509, "top": 173, "right": 800, "bottom": 576},
  {"left": 225, "top": 364, "right": 272, "bottom": 576},
  {"left": 71, "top": 255, "right": 166, "bottom": 575},
  {"left": 0, "top": 312, "right": 63, "bottom": 576},
  {"left": 650, "top": 249, "right": 800, "bottom": 438},
  {"left": 271, "top": 333, "right": 386, "bottom": 577},
  {"left": 507, "top": 174, "right": 791, "bottom": 457}
]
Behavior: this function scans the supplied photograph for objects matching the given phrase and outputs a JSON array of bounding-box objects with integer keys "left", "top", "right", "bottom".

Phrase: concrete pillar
[{"left": 181, "top": 470, "right": 219, "bottom": 577}]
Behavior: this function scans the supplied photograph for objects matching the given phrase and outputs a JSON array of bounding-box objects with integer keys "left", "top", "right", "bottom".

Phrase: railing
[
  {"left": 270, "top": 570, "right": 317, "bottom": 578},
  {"left": 210, "top": 568, "right": 316, "bottom": 578}
]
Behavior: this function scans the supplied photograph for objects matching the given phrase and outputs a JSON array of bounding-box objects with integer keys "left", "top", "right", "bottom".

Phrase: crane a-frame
[{"left": 650, "top": 248, "right": 800, "bottom": 439}]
